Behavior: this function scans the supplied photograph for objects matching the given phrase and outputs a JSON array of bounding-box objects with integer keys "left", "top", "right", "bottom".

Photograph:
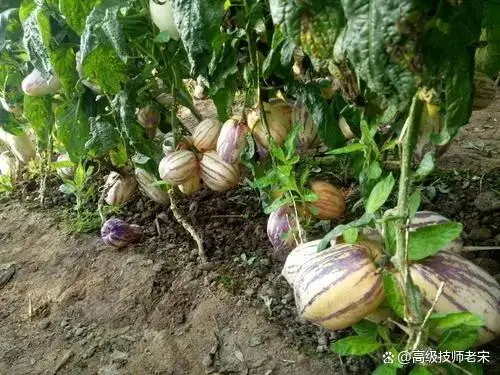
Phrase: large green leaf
[
  {"left": 59, "top": 0, "right": 99, "bottom": 35},
  {"left": 85, "top": 118, "right": 122, "bottom": 158},
  {"left": 340, "top": 0, "right": 417, "bottom": 112},
  {"left": 22, "top": 6, "right": 52, "bottom": 77},
  {"left": 50, "top": 46, "right": 80, "bottom": 96},
  {"left": 82, "top": 44, "right": 127, "bottom": 94},
  {"left": 382, "top": 271, "right": 404, "bottom": 319},
  {"left": 420, "top": 1, "right": 482, "bottom": 141},
  {"left": 23, "top": 95, "right": 53, "bottom": 149},
  {"left": 365, "top": 173, "right": 395, "bottom": 213},
  {"left": 171, "top": 0, "right": 226, "bottom": 77},
  {"left": 286, "top": 82, "right": 345, "bottom": 148},
  {"left": 330, "top": 335, "right": 381, "bottom": 356},
  {"left": 408, "top": 222, "right": 463, "bottom": 260},
  {"left": 116, "top": 91, "right": 162, "bottom": 163},
  {"left": 0, "top": 8, "right": 19, "bottom": 52},
  {"left": 54, "top": 99, "right": 90, "bottom": 163},
  {"left": 80, "top": 0, "right": 127, "bottom": 64}
]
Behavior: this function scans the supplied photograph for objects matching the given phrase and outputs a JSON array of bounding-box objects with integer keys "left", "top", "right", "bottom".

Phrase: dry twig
[{"left": 168, "top": 188, "right": 207, "bottom": 263}]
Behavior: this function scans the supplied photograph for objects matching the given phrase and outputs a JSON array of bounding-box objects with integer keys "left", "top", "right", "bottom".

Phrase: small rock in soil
[
  {"left": 474, "top": 191, "right": 500, "bottom": 212},
  {"left": 244, "top": 288, "right": 255, "bottom": 297},
  {"left": 83, "top": 344, "right": 98, "bottom": 359},
  {"left": 110, "top": 350, "right": 128, "bottom": 365},
  {"left": 468, "top": 228, "right": 492, "bottom": 241},
  {"left": 97, "top": 364, "right": 120, "bottom": 375},
  {"left": 0, "top": 263, "right": 15, "bottom": 288},
  {"left": 39, "top": 319, "right": 50, "bottom": 330},
  {"left": 202, "top": 354, "right": 214, "bottom": 369},
  {"left": 74, "top": 327, "right": 86, "bottom": 336}
]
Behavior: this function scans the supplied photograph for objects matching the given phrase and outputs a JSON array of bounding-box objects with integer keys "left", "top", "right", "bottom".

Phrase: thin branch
[
  {"left": 411, "top": 281, "right": 445, "bottom": 352},
  {"left": 168, "top": 188, "right": 207, "bottom": 263},
  {"left": 461, "top": 246, "right": 500, "bottom": 252}
]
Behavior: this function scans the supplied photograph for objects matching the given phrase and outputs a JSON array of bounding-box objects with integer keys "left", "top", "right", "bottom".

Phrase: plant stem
[
  {"left": 393, "top": 94, "right": 423, "bottom": 341},
  {"left": 243, "top": 0, "right": 274, "bottom": 165},
  {"left": 168, "top": 188, "right": 207, "bottom": 263}
]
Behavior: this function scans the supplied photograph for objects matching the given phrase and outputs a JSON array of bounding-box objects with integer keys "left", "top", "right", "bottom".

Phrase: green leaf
[
  {"left": 50, "top": 46, "right": 80, "bottom": 96},
  {"left": 23, "top": 95, "right": 53, "bottom": 149},
  {"left": 408, "top": 222, "right": 463, "bottom": 260},
  {"left": 154, "top": 31, "right": 172, "bottom": 43},
  {"left": 341, "top": 0, "right": 417, "bottom": 112},
  {"left": 409, "top": 366, "right": 433, "bottom": 375},
  {"left": 437, "top": 325, "right": 479, "bottom": 351},
  {"left": 73, "top": 163, "right": 86, "bottom": 187},
  {"left": 0, "top": 8, "right": 19, "bottom": 52},
  {"left": 372, "top": 364, "right": 397, "bottom": 375},
  {"left": 415, "top": 152, "right": 435, "bottom": 179},
  {"left": 352, "top": 320, "right": 378, "bottom": 338},
  {"left": 286, "top": 82, "right": 345, "bottom": 148},
  {"left": 408, "top": 190, "right": 421, "bottom": 218},
  {"left": 343, "top": 227, "right": 359, "bottom": 244},
  {"left": 252, "top": 170, "right": 278, "bottom": 189},
  {"left": 211, "top": 81, "right": 237, "bottom": 122},
  {"left": 429, "top": 312, "right": 485, "bottom": 330},
  {"left": 19, "top": 0, "right": 36, "bottom": 23},
  {"left": 303, "top": 190, "right": 318, "bottom": 203},
  {"left": 382, "top": 272, "right": 404, "bottom": 319},
  {"left": 366, "top": 173, "right": 395, "bottom": 214},
  {"left": 85, "top": 119, "right": 122, "bottom": 157},
  {"left": 82, "top": 44, "right": 126, "bottom": 94},
  {"left": 284, "top": 123, "right": 301, "bottom": 159},
  {"left": 264, "top": 196, "right": 291, "bottom": 215},
  {"left": 171, "top": 0, "right": 225, "bottom": 77},
  {"left": 330, "top": 336, "right": 381, "bottom": 356},
  {"left": 80, "top": 0, "right": 127, "bottom": 64},
  {"left": 116, "top": 91, "right": 162, "bottom": 162},
  {"left": 59, "top": 0, "right": 98, "bottom": 35},
  {"left": 318, "top": 213, "right": 374, "bottom": 251},
  {"left": 22, "top": 6, "right": 52, "bottom": 77},
  {"left": 326, "top": 143, "right": 366, "bottom": 155},
  {"left": 367, "top": 161, "right": 382, "bottom": 180},
  {"left": 54, "top": 99, "right": 90, "bottom": 163}
]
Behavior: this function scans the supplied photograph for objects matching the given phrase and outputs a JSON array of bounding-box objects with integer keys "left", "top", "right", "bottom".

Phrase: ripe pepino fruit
[
  {"left": 179, "top": 172, "right": 202, "bottom": 195},
  {"left": 216, "top": 117, "right": 249, "bottom": 164},
  {"left": 159, "top": 150, "right": 199, "bottom": 185},
  {"left": 293, "top": 242, "right": 384, "bottom": 330},
  {"left": 409, "top": 249, "right": 500, "bottom": 346},
  {"left": 292, "top": 102, "right": 319, "bottom": 154},
  {"left": 192, "top": 118, "right": 222, "bottom": 152},
  {"left": 309, "top": 181, "right": 345, "bottom": 220},
  {"left": 104, "top": 172, "right": 137, "bottom": 206},
  {"left": 247, "top": 101, "right": 292, "bottom": 149},
  {"left": 200, "top": 150, "right": 240, "bottom": 192}
]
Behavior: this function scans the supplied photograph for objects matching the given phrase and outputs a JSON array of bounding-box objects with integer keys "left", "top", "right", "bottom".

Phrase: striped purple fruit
[
  {"left": 159, "top": 150, "right": 199, "bottom": 185},
  {"left": 292, "top": 102, "right": 319, "bottom": 154},
  {"left": 200, "top": 150, "right": 240, "bottom": 192},
  {"left": 104, "top": 172, "right": 137, "bottom": 206},
  {"left": 267, "top": 206, "right": 300, "bottom": 261},
  {"left": 179, "top": 172, "right": 201, "bottom": 195},
  {"left": 410, "top": 211, "right": 463, "bottom": 252},
  {"left": 282, "top": 239, "right": 321, "bottom": 287},
  {"left": 101, "top": 218, "right": 143, "bottom": 248},
  {"left": 409, "top": 249, "right": 500, "bottom": 346},
  {"left": 294, "top": 243, "right": 384, "bottom": 330},
  {"left": 193, "top": 119, "right": 222, "bottom": 152},
  {"left": 216, "top": 117, "right": 249, "bottom": 164}
]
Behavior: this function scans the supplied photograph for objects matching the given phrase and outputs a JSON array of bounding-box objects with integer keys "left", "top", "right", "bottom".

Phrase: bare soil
[{"left": 0, "top": 96, "right": 499, "bottom": 375}]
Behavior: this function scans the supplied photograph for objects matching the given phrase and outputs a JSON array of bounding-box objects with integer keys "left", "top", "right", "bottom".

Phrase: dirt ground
[{"left": 0, "top": 95, "right": 499, "bottom": 375}]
